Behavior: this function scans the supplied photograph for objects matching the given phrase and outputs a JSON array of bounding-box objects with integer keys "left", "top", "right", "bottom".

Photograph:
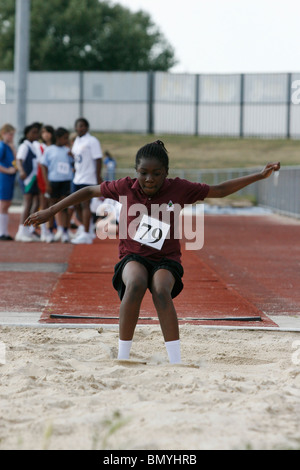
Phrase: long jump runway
[{"left": 1, "top": 212, "right": 300, "bottom": 329}]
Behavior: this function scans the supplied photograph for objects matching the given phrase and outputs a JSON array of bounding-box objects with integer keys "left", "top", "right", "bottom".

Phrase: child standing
[
  {"left": 15, "top": 123, "right": 41, "bottom": 242},
  {"left": 25, "top": 140, "right": 280, "bottom": 363},
  {"left": 40, "top": 127, "right": 74, "bottom": 243},
  {"left": 71, "top": 118, "right": 103, "bottom": 244},
  {"left": 104, "top": 151, "right": 117, "bottom": 181},
  {"left": 0, "top": 124, "right": 17, "bottom": 241},
  {"left": 35, "top": 125, "right": 55, "bottom": 242}
]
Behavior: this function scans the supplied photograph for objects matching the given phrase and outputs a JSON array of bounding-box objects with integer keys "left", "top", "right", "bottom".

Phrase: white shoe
[
  {"left": 73, "top": 225, "right": 85, "bottom": 239},
  {"left": 27, "top": 227, "right": 40, "bottom": 241},
  {"left": 68, "top": 229, "right": 77, "bottom": 240},
  {"left": 71, "top": 231, "right": 93, "bottom": 244},
  {"left": 16, "top": 233, "right": 35, "bottom": 242},
  {"left": 61, "top": 232, "right": 70, "bottom": 243},
  {"left": 45, "top": 232, "right": 55, "bottom": 243},
  {"left": 40, "top": 224, "right": 49, "bottom": 242},
  {"left": 31, "top": 232, "right": 41, "bottom": 242},
  {"left": 15, "top": 226, "right": 34, "bottom": 242},
  {"left": 54, "top": 227, "right": 64, "bottom": 241}
]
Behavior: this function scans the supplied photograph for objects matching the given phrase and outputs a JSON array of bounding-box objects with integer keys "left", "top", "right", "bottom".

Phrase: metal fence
[
  {"left": 1, "top": 71, "right": 300, "bottom": 138},
  {"left": 256, "top": 166, "right": 300, "bottom": 219}
]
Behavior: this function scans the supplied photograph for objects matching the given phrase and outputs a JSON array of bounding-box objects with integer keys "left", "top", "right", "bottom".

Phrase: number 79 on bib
[{"left": 133, "top": 215, "right": 170, "bottom": 251}]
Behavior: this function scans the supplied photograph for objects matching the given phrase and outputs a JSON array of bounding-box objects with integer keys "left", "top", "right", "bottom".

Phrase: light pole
[{"left": 14, "top": 0, "right": 31, "bottom": 144}]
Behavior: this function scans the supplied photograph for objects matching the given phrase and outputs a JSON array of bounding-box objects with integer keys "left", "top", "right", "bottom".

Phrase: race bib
[
  {"left": 57, "top": 162, "right": 70, "bottom": 175},
  {"left": 133, "top": 215, "right": 170, "bottom": 251}
]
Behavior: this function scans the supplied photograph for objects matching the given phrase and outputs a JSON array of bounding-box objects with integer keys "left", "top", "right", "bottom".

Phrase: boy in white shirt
[{"left": 71, "top": 118, "right": 102, "bottom": 244}]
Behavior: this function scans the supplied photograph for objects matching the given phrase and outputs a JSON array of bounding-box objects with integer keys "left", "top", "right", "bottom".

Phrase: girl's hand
[
  {"left": 24, "top": 209, "right": 52, "bottom": 227},
  {"left": 260, "top": 162, "right": 280, "bottom": 179},
  {"left": 19, "top": 170, "right": 27, "bottom": 180},
  {"left": 6, "top": 166, "right": 17, "bottom": 175}
]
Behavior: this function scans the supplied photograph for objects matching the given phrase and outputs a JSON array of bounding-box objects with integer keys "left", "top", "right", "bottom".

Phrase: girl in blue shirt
[
  {"left": 0, "top": 124, "right": 17, "bottom": 241},
  {"left": 41, "top": 127, "right": 74, "bottom": 242}
]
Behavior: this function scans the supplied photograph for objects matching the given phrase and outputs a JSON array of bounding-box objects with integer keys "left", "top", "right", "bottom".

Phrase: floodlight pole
[{"left": 14, "top": 0, "right": 31, "bottom": 144}]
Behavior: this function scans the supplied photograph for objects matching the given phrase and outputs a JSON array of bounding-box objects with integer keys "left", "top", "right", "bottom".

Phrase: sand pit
[{"left": 0, "top": 325, "right": 300, "bottom": 450}]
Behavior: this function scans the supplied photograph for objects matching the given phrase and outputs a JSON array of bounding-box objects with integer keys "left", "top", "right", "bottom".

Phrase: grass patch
[{"left": 94, "top": 133, "right": 300, "bottom": 170}]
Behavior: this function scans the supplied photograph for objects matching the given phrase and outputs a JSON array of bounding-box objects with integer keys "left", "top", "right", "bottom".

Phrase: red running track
[{"left": 2, "top": 212, "right": 299, "bottom": 328}]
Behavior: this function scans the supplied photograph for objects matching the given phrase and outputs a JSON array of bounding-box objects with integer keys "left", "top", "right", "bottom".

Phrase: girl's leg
[
  {"left": 53, "top": 196, "right": 69, "bottom": 240},
  {"left": 20, "top": 193, "right": 33, "bottom": 223},
  {"left": 82, "top": 199, "right": 92, "bottom": 233},
  {"left": 39, "top": 193, "right": 49, "bottom": 240},
  {"left": 151, "top": 269, "right": 181, "bottom": 364},
  {"left": 119, "top": 261, "right": 148, "bottom": 341},
  {"left": 0, "top": 199, "right": 11, "bottom": 214},
  {"left": 16, "top": 194, "right": 36, "bottom": 241},
  {"left": 31, "top": 194, "right": 39, "bottom": 214},
  {"left": 50, "top": 198, "right": 60, "bottom": 232},
  {"left": 0, "top": 200, "right": 11, "bottom": 237},
  {"left": 151, "top": 269, "right": 178, "bottom": 341},
  {"left": 60, "top": 208, "right": 69, "bottom": 230}
]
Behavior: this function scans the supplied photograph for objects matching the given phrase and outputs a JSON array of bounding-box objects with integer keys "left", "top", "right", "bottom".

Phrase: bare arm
[
  {"left": 17, "top": 159, "right": 27, "bottom": 180},
  {"left": 96, "top": 158, "right": 102, "bottom": 184},
  {"left": 207, "top": 162, "right": 280, "bottom": 198},
  {"left": 24, "top": 185, "right": 102, "bottom": 227},
  {"left": 0, "top": 164, "right": 16, "bottom": 175}
]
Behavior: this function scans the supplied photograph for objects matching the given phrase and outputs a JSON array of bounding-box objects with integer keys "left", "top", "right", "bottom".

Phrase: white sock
[
  {"left": 165, "top": 339, "right": 181, "bottom": 364},
  {"left": 118, "top": 339, "right": 132, "bottom": 360},
  {"left": 40, "top": 223, "right": 47, "bottom": 235},
  {"left": 0, "top": 214, "right": 8, "bottom": 236}
]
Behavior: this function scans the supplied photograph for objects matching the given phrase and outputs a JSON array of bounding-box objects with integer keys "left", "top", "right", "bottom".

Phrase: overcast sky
[{"left": 114, "top": 0, "right": 300, "bottom": 74}]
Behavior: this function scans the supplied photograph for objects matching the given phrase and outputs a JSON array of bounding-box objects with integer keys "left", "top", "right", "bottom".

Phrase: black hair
[
  {"left": 74, "top": 117, "right": 89, "bottom": 129},
  {"left": 135, "top": 140, "right": 169, "bottom": 171},
  {"left": 31, "top": 122, "right": 42, "bottom": 130},
  {"left": 55, "top": 127, "right": 69, "bottom": 140},
  {"left": 41, "top": 125, "right": 55, "bottom": 144},
  {"left": 19, "top": 122, "right": 42, "bottom": 144}
]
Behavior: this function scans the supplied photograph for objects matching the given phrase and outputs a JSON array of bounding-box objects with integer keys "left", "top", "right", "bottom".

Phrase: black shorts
[
  {"left": 50, "top": 180, "right": 71, "bottom": 199},
  {"left": 112, "top": 254, "right": 184, "bottom": 301}
]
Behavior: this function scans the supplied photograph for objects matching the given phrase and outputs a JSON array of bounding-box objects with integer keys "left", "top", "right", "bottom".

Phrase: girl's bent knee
[
  {"left": 125, "top": 279, "right": 147, "bottom": 299},
  {"left": 152, "top": 288, "right": 172, "bottom": 308}
]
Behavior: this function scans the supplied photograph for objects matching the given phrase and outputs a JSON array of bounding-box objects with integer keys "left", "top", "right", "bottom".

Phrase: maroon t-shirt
[{"left": 100, "top": 177, "right": 210, "bottom": 264}]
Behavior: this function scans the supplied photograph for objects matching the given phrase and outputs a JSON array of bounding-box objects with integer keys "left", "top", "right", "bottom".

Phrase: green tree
[{"left": 0, "top": 0, "right": 177, "bottom": 71}]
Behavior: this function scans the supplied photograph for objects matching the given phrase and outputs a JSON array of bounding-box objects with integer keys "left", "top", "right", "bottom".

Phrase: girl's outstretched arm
[
  {"left": 24, "top": 185, "right": 102, "bottom": 227},
  {"left": 207, "top": 162, "right": 280, "bottom": 198}
]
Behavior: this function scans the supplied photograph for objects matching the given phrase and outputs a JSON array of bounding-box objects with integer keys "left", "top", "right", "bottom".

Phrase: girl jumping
[{"left": 25, "top": 140, "right": 280, "bottom": 364}]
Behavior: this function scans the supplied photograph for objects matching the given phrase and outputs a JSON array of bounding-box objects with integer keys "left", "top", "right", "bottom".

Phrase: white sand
[{"left": 0, "top": 325, "right": 300, "bottom": 450}]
